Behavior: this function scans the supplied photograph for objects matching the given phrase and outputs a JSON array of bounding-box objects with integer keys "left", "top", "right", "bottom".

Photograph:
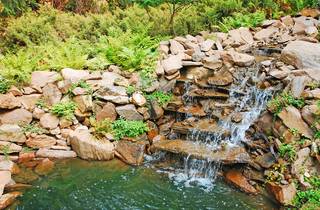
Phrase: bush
[
  {"left": 145, "top": 91, "right": 172, "bottom": 106},
  {"left": 51, "top": 101, "right": 77, "bottom": 120},
  {"left": 92, "top": 119, "right": 113, "bottom": 138},
  {"left": 112, "top": 118, "right": 149, "bottom": 140},
  {"left": 268, "top": 92, "right": 305, "bottom": 115},
  {"left": 0, "top": 0, "right": 38, "bottom": 17},
  {"left": 68, "top": 80, "right": 93, "bottom": 96},
  {"left": 219, "top": 11, "right": 266, "bottom": 32},
  {"left": 0, "top": 75, "right": 10, "bottom": 93},
  {"left": 278, "top": 143, "right": 296, "bottom": 162}
]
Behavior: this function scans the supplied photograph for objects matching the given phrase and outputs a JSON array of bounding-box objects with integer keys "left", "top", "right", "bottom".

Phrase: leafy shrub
[
  {"left": 112, "top": 118, "right": 149, "bottom": 140},
  {"left": 268, "top": 92, "right": 305, "bottom": 115},
  {"left": 68, "top": 80, "right": 93, "bottom": 96},
  {"left": 126, "top": 85, "right": 136, "bottom": 95},
  {"left": 51, "top": 101, "right": 77, "bottom": 120},
  {"left": 278, "top": 143, "right": 296, "bottom": 162},
  {"left": 219, "top": 11, "right": 266, "bottom": 32},
  {"left": 92, "top": 119, "right": 113, "bottom": 138},
  {"left": 0, "top": 75, "right": 10, "bottom": 93},
  {"left": 145, "top": 91, "right": 172, "bottom": 106},
  {"left": 0, "top": 0, "right": 38, "bottom": 17}
]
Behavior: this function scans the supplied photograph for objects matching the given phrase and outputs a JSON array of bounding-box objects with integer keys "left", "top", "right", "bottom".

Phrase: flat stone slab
[
  {"left": 153, "top": 140, "right": 251, "bottom": 164},
  {"left": 172, "top": 119, "right": 227, "bottom": 135},
  {"left": 188, "top": 89, "right": 229, "bottom": 99}
]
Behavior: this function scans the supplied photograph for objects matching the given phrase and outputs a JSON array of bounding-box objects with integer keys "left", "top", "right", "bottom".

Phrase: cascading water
[{"left": 159, "top": 66, "right": 273, "bottom": 191}]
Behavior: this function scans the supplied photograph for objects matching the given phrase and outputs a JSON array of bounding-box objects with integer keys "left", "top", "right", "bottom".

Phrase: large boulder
[
  {"left": 266, "top": 183, "right": 296, "bottom": 205},
  {"left": 26, "top": 134, "right": 57, "bottom": 149},
  {"left": 162, "top": 55, "right": 183, "bottom": 75},
  {"left": 0, "top": 108, "right": 32, "bottom": 125},
  {"left": 69, "top": 127, "right": 114, "bottom": 160},
  {"left": 40, "top": 113, "right": 59, "bottom": 130},
  {"left": 222, "top": 51, "right": 255, "bottom": 67},
  {"left": 0, "top": 94, "right": 21, "bottom": 109},
  {"left": 281, "top": 41, "right": 320, "bottom": 69},
  {"left": 42, "top": 83, "right": 62, "bottom": 106},
  {"left": 115, "top": 140, "right": 147, "bottom": 166},
  {"left": 0, "top": 124, "right": 26, "bottom": 143},
  {"left": 278, "top": 106, "right": 314, "bottom": 138},
  {"left": 61, "top": 68, "right": 89, "bottom": 82},
  {"left": 229, "top": 27, "right": 254, "bottom": 45},
  {"left": 115, "top": 104, "right": 143, "bottom": 121},
  {"left": 94, "top": 86, "right": 129, "bottom": 104},
  {"left": 31, "top": 71, "right": 60, "bottom": 88}
]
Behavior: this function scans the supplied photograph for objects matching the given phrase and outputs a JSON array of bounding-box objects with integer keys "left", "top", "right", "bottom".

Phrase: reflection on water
[{"left": 12, "top": 159, "right": 278, "bottom": 210}]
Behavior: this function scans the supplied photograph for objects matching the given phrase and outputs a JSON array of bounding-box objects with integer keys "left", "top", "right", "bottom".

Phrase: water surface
[{"left": 13, "top": 159, "right": 277, "bottom": 210}]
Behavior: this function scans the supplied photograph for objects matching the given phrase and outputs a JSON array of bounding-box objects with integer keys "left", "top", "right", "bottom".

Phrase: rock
[
  {"left": 32, "top": 107, "right": 45, "bottom": 120},
  {"left": 254, "top": 27, "right": 278, "bottom": 40},
  {"left": 0, "top": 160, "right": 19, "bottom": 174},
  {"left": 301, "top": 105, "right": 319, "bottom": 129},
  {"left": 266, "top": 183, "right": 296, "bottom": 205},
  {"left": 0, "top": 191, "right": 21, "bottom": 209},
  {"left": 26, "top": 134, "right": 57, "bottom": 149},
  {"left": 18, "top": 94, "right": 42, "bottom": 111},
  {"left": 202, "top": 55, "right": 223, "bottom": 70},
  {"left": 207, "top": 70, "right": 233, "bottom": 86},
  {"left": 192, "top": 50, "right": 206, "bottom": 62},
  {"left": 40, "top": 113, "right": 59, "bottom": 130},
  {"left": 281, "top": 15, "right": 294, "bottom": 26},
  {"left": 185, "top": 67, "right": 209, "bottom": 80},
  {"left": 95, "top": 102, "right": 117, "bottom": 122},
  {"left": 229, "top": 27, "right": 254, "bottom": 45},
  {"left": 169, "top": 39, "right": 185, "bottom": 55},
  {"left": 34, "top": 158, "right": 54, "bottom": 175},
  {"left": 162, "top": 55, "right": 183, "bottom": 75},
  {"left": 291, "top": 76, "right": 311, "bottom": 98},
  {"left": 200, "top": 40, "right": 214, "bottom": 52},
  {"left": 255, "top": 153, "right": 276, "bottom": 168},
  {"left": 0, "top": 171, "right": 11, "bottom": 196},
  {"left": 31, "top": 71, "right": 60, "bottom": 88},
  {"left": 231, "top": 113, "right": 243, "bottom": 123},
  {"left": 115, "top": 140, "right": 147, "bottom": 165},
  {"left": 0, "top": 124, "right": 26, "bottom": 143},
  {"left": 115, "top": 104, "right": 143, "bottom": 121},
  {"left": 69, "top": 127, "right": 114, "bottom": 160},
  {"left": 42, "top": 83, "right": 62, "bottom": 106},
  {"left": 225, "top": 170, "right": 258, "bottom": 194},
  {"left": 94, "top": 86, "right": 129, "bottom": 104},
  {"left": 61, "top": 68, "right": 89, "bottom": 82},
  {"left": 149, "top": 101, "right": 164, "bottom": 120},
  {"left": 114, "top": 77, "right": 130, "bottom": 87},
  {"left": 155, "top": 61, "right": 164, "bottom": 76},
  {"left": 36, "top": 149, "right": 76, "bottom": 159},
  {"left": 302, "top": 68, "right": 320, "bottom": 81},
  {"left": 281, "top": 41, "right": 320, "bottom": 69},
  {"left": 0, "top": 141, "right": 22, "bottom": 154},
  {"left": 0, "top": 94, "right": 21, "bottom": 109},
  {"left": 23, "top": 87, "right": 37, "bottom": 95},
  {"left": 222, "top": 51, "right": 255, "bottom": 67},
  {"left": 131, "top": 93, "right": 147, "bottom": 107},
  {"left": 291, "top": 147, "right": 317, "bottom": 176},
  {"left": 7, "top": 86, "right": 22, "bottom": 97},
  {"left": 300, "top": 8, "right": 320, "bottom": 18},
  {"left": 73, "top": 95, "right": 93, "bottom": 113},
  {"left": 0, "top": 108, "right": 32, "bottom": 125},
  {"left": 278, "top": 106, "right": 314, "bottom": 138},
  {"left": 293, "top": 16, "right": 318, "bottom": 36},
  {"left": 269, "top": 70, "right": 290, "bottom": 80}
]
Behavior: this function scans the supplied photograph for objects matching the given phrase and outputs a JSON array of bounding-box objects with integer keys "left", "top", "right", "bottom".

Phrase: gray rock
[
  {"left": 162, "top": 55, "right": 183, "bottom": 75},
  {"left": 40, "top": 113, "right": 59, "bottom": 130},
  {"left": 36, "top": 148, "right": 77, "bottom": 159},
  {"left": 31, "top": 71, "right": 60, "bottom": 88},
  {"left": 0, "top": 124, "right": 26, "bottom": 143},
  {"left": 116, "top": 104, "right": 143, "bottom": 121},
  {"left": 42, "top": 83, "right": 62, "bottom": 106}
]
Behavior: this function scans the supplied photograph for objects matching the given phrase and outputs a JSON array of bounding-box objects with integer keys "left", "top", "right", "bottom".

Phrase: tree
[{"left": 136, "top": 0, "right": 197, "bottom": 35}]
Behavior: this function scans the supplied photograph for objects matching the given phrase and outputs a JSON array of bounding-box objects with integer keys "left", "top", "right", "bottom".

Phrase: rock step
[
  {"left": 186, "top": 88, "right": 229, "bottom": 99},
  {"left": 153, "top": 140, "right": 251, "bottom": 164},
  {"left": 172, "top": 118, "right": 229, "bottom": 137},
  {"left": 164, "top": 104, "right": 207, "bottom": 117}
]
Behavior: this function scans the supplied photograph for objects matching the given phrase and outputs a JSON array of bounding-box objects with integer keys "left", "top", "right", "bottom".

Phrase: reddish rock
[
  {"left": 17, "top": 94, "right": 42, "bottom": 111},
  {"left": 115, "top": 140, "right": 147, "bottom": 166},
  {"left": 0, "top": 94, "right": 21, "bottom": 109},
  {"left": 266, "top": 182, "right": 296, "bottom": 205},
  {"left": 36, "top": 149, "right": 77, "bottom": 159},
  {"left": 31, "top": 71, "right": 60, "bottom": 88},
  {"left": 0, "top": 108, "right": 32, "bottom": 125},
  {"left": 26, "top": 134, "right": 57, "bottom": 149},
  {"left": 0, "top": 191, "right": 22, "bottom": 209},
  {"left": 18, "top": 152, "right": 36, "bottom": 163},
  {"left": 95, "top": 102, "right": 117, "bottom": 122},
  {"left": 34, "top": 158, "right": 55, "bottom": 175},
  {"left": 225, "top": 170, "right": 258, "bottom": 194}
]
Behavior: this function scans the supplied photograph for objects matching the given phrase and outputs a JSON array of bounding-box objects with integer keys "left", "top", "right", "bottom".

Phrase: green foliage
[
  {"left": 35, "top": 99, "right": 47, "bottom": 109},
  {"left": 68, "top": 80, "right": 93, "bottom": 96},
  {"left": 268, "top": 92, "right": 305, "bottom": 115},
  {"left": 314, "top": 130, "right": 320, "bottom": 139},
  {"left": 51, "top": 101, "right": 77, "bottom": 120},
  {"left": 219, "top": 11, "right": 266, "bottom": 32},
  {"left": 278, "top": 143, "right": 296, "bottom": 162},
  {"left": 112, "top": 118, "right": 149, "bottom": 140},
  {"left": 105, "top": 27, "right": 161, "bottom": 72},
  {"left": 126, "top": 85, "right": 136, "bottom": 95},
  {"left": 22, "top": 123, "right": 46, "bottom": 135},
  {"left": 0, "top": 0, "right": 38, "bottom": 16},
  {"left": 266, "top": 163, "right": 286, "bottom": 183},
  {"left": 145, "top": 91, "right": 172, "bottom": 106},
  {"left": 0, "top": 144, "right": 10, "bottom": 160},
  {"left": 305, "top": 176, "right": 320, "bottom": 188},
  {"left": 294, "top": 189, "right": 320, "bottom": 209},
  {"left": 93, "top": 119, "right": 113, "bottom": 138},
  {"left": 0, "top": 75, "right": 10, "bottom": 94}
]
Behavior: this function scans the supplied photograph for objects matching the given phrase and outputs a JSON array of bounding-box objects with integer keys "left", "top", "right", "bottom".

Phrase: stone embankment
[{"left": 0, "top": 8, "right": 320, "bottom": 208}]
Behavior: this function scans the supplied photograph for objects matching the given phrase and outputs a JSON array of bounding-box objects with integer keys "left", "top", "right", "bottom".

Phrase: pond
[{"left": 11, "top": 159, "right": 277, "bottom": 210}]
